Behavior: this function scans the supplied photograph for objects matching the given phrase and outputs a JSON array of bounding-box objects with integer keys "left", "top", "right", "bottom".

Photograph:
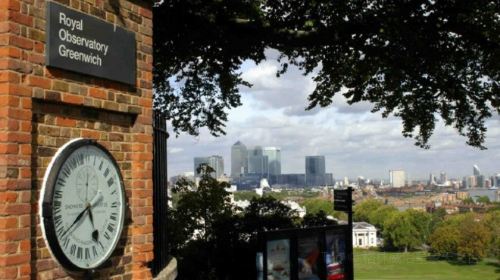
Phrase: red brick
[
  {"left": 27, "top": 76, "right": 50, "bottom": 89},
  {"left": 0, "top": 0, "right": 21, "bottom": 11},
  {"left": 0, "top": 192, "right": 18, "bottom": 203},
  {"left": 0, "top": 253, "right": 30, "bottom": 266},
  {"left": 55, "top": 117, "right": 76, "bottom": 127},
  {"left": 9, "top": 12, "right": 33, "bottom": 27},
  {"left": 62, "top": 94, "right": 84, "bottom": 104},
  {"left": 0, "top": 217, "right": 18, "bottom": 229}
]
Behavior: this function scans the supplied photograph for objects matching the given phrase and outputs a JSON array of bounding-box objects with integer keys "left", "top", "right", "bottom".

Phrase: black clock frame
[{"left": 40, "top": 138, "right": 126, "bottom": 273}]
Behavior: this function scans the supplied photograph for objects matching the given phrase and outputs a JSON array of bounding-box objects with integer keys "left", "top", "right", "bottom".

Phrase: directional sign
[{"left": 334, "top": 189, "right": 352, "bottom": 212}]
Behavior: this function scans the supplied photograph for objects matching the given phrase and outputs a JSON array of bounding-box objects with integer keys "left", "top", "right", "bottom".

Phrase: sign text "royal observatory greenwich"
[{"left": 46, "top": 1, "right": 136, "bottom": 85}]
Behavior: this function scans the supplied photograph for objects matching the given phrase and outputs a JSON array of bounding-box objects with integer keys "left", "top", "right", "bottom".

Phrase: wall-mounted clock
[{"left": 40, "top": 138, "right": 126, "bottom": 272}]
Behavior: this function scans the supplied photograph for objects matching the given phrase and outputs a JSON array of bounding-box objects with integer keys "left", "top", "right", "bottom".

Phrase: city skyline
[{"left": 167, "top": 50, "right": 500, "bottom": 180}]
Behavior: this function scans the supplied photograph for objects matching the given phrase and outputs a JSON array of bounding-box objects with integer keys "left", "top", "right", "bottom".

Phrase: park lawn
[{"left": 354, "top": 249, "right": 499, "bottom": 280}]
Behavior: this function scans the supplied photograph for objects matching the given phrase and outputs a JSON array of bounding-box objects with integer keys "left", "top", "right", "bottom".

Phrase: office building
[
  {"left": 473, "top": 164, "right": 481, "bottom": 176},
  {"left": 247, "top": 146, "right": 268, "bottom": 178},
  {"left": 231, "top": 141, "right": 248, "bottom": 178},
  {"left": 194, "top": 155, "right": 224, "bottom": 179},
  {"left": 389, "top": 170, "right": 406, "bottom": 188},
  {"left": 263, "top": 147, "right": 281, "bottom": 184},
  {"left": 305, "top": 156, "right": 326, "bottom": 186}
]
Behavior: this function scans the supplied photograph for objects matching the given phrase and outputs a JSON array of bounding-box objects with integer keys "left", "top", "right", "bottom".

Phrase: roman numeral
[
  {"left": 62, "top": 167, "right": 71, "bottom": 178},
  {"left": 110, "top": 212, "right": 118, "bottom": 221},
  {"left": 98, "top": 241, "right": 104, "bottom": 250},
  {"left": 99, "top": 161, "right": 103, "bottom": 171},
  {"left": 70, "top": 244, "right": 76, "bottom": 256},
  {"left": 63, "top": 237, "right": 69, "bottom": 250},
  {"left": 106, "top": 223, "right": 115, "bottom": 233},
  {"left": 56, "top": 177, "right": 66, "bottom": 187},
  {"left": 54, "top": 190, "right": 63, "bottom": 199},
  {"left": 104, "top": 231, "right": 111, "bottom": 240},
  {"left": 54, "top": 214, "right": 63, "bottom": 230},
  {"left": 85, "top": 248, "right": 90, "bottom": 259},
  {"left": 77, "top": 246, "right": 82, "bottom": 259},
  {"left": 104, "top": 168, "right": 110, "bottom": 177},
  {"left": 92, "top": 246, "right": 98, "bottom": 257},
  {"left": 111, "top": 190, "right": 116, "bottom": 195},
  {"left": 107, "top": 177, "right": 114, "bottom": 187},
  {"left": 53, "top": 201, "right": 61, "bottom": 214},
  {"left": 78, "top": 154, "right": 84, "bottom": 166},
  {"left": 111, "top": 202, "right": 119, "bottom": 208}
]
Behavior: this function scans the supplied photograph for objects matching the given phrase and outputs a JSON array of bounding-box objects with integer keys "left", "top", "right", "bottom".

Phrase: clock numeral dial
[{"left": 42, "top": 140, "right": 124, "bottom": 271}]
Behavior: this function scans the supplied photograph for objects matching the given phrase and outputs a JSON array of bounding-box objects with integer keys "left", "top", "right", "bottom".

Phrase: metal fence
[{"left": 151, "top": 111, "right": 170, "bottom": 275}]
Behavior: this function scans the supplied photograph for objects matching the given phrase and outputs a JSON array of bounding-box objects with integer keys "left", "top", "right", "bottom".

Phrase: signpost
[
  {"left": 46, "top": 1, "right": 136, "bottom": 85},
  {"left": 334, "top": 187, "right": 354, "bottom": 280}
]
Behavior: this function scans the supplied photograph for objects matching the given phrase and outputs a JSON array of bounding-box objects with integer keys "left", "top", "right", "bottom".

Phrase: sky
[{"left": 166, "top": 50, "right": 500, "bottom": 181}]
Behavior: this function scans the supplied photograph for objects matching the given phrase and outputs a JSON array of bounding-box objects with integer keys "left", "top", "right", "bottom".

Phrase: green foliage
[
  {"left": 462, "top": 197, "right": 475, "bottom": 204},
  {"left": 428, "top": 213, "right": 495, "bottom": 263},
  {"left": 475, "top": 196, "right": 491, "bottom": 204},
  {"left": 301, "top": 198, "right": 347, "bottom": 220},
  {"left": 456, "top": 215, "right": 492, "bottom": 263},
  {"left": 428, "top": 225, "right": 460, "bottom": 259},
  {"left": 301, "top": 210, "right": 338, "bottom": 228},
  {"left": 154, "top": 0, "right": 500, "bottom": 148},
  {"left": 367, "top": 204, "right": 398, "bottom": 232},
  {"left": 383, "top": 211, "right": 422, "bottom": 252},
  {"left": 353, "top": 199, "right": 384, "bottom": 222}
]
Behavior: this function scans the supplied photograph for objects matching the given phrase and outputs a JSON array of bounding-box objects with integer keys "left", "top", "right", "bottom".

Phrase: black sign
[
  {"left": 334, "top": 189, "right": 352, "bottom": 212},
  {"left": 46, "top": 1, "right": 136, "bottom": 85}
]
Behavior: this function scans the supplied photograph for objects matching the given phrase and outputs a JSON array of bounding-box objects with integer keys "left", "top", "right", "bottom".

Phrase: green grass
[{"left": 354, "top": 249, "right": 499, "bottom": 280}]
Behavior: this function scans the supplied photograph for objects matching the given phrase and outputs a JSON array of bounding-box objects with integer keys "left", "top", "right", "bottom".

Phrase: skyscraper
[
  {"left": 389, "top": 170, "right": 406, "bottom": 188},
  {"left": 194, "top": 155, "right": 224, "bottom": 179},
  {"left": 247, "top": 146, "right": 268, "bottom": 178},
  {"left": 263, "top": 147, "right": 281, "bottom": 175},
  {"left": 263, "top": 147, "right": 281, "bottom": 184},
  {"left": 231, "top": 141, "right": 248, "bottom": 178},
  {"left": 473, "top": 165, "right": 481, "bottom": 176},
  {"left": 305, "top": 156, "right": 326, "bottom": 186}
]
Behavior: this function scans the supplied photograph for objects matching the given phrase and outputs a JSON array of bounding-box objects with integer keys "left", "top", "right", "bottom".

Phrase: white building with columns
[{"left": 353, "top": 222, "right": 378, "bottom": 248}]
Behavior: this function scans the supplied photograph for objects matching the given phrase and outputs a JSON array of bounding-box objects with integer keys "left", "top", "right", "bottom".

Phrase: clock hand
[
  {"left": 61, "top": 191, "right": 102, "bottom": 239},
  {"left": 88, "top": 207, "right": 99, "bottom": 242},
  {"left": 61, "top": 205, "right": 89, "bottom": 238}
]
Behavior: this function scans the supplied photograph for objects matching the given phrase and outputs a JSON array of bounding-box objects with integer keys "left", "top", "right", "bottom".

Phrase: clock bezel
[{"left": 39, "top": 138, "right": 126, "bottom": 273}]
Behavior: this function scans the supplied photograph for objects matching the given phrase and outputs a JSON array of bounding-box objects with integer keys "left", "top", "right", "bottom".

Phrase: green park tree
[
  {"left": 428, "top": 225, "right": 460, "bottom": 259},
  {"left": 301, "top": 198, "right": 347, "bottom": 220},
  {"left": 382, "top": 210, "right": 431, "bottom": 252},
  {"left": 153, "top": 0, "right": 500, "bottom": 149},
  {"left": 367, "top": 204, "right": 398, "bottom": 232},
  {"left": 353, "top": 199, "right": 384, "bottom": 222},
  {"left": 456, "top": 215, "right": 492, "bottom": 263}
]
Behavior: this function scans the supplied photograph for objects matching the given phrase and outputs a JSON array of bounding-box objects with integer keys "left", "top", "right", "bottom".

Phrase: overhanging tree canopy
[{"left": 153, "top": 0, "right": 499, "bottom": 148}]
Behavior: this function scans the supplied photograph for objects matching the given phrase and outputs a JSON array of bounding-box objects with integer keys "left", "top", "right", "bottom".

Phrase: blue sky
[{"left": 167, "top": 50, "right": 500, "bottom": 181}]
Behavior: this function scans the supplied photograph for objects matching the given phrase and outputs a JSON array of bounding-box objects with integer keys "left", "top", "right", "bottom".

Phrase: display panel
[
  {"left": 325, "top": 231, "right": 346, "bottom": 280},
  {"left": 266, "top": 239, "right": 291, "bottom": 280}
]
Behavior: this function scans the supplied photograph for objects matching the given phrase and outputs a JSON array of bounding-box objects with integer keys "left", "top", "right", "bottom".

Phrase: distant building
[
  {"left": 194, "top": 155, "right": 224, "bottom": 179},
  {"left": 263, "top": 147, "right": 281, "bottom": 184},
  {"left": 389, "top": 170, "right": 406, "bottom": 188},
  {"left": 305, "top": 156, "right": 326, "bottom": 186},
  {"left": 439, "top": 172, "right": 447, "bottom": 184},
  {"left": 247, "top": 146, "right": 269, "bottom": 178},
  {"left": 466, "top": 175, "right": 477, "bottom": 189},
  {"left": 473, "top": 164, "right": 481, "bottom": 176},
  {"left": 231, "top": 141, "right": 248, "bottom": 178},
  {"left": 353, "top": 222, "right": 378, "bottom": 248},
  {"left": 277, "top": 174, "right": 306, "bottom": 187}
]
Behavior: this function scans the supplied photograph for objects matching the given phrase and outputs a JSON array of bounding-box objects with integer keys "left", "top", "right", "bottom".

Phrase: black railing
[{"left": 151, "top": 111, "right": 170, "bottom": 276}]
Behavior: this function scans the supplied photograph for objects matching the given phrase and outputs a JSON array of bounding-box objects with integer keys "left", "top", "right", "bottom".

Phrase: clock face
[{"left": 40, "top": 138, "right": 126, "bottom": 272}]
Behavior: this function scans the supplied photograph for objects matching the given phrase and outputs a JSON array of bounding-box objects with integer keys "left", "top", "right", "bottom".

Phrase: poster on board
[
  {"left": 297, "top": 235, "right": 321, "bottom": 280},
  {"left": 266, "top": 239, "right": 291, "bottom": 280},
  {"left": 325, "top": 231, "right": 346, "bottom": 280}
]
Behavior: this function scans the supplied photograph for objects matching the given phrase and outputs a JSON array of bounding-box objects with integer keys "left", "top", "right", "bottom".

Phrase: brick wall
[{"left": 0, "top": 0, "right": 153, "bottom": 279}]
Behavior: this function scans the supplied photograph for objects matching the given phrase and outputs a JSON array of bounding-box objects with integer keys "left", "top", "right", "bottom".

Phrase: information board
[{"left": 46, "top": 1, "right": 136, "bottom": 85}]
